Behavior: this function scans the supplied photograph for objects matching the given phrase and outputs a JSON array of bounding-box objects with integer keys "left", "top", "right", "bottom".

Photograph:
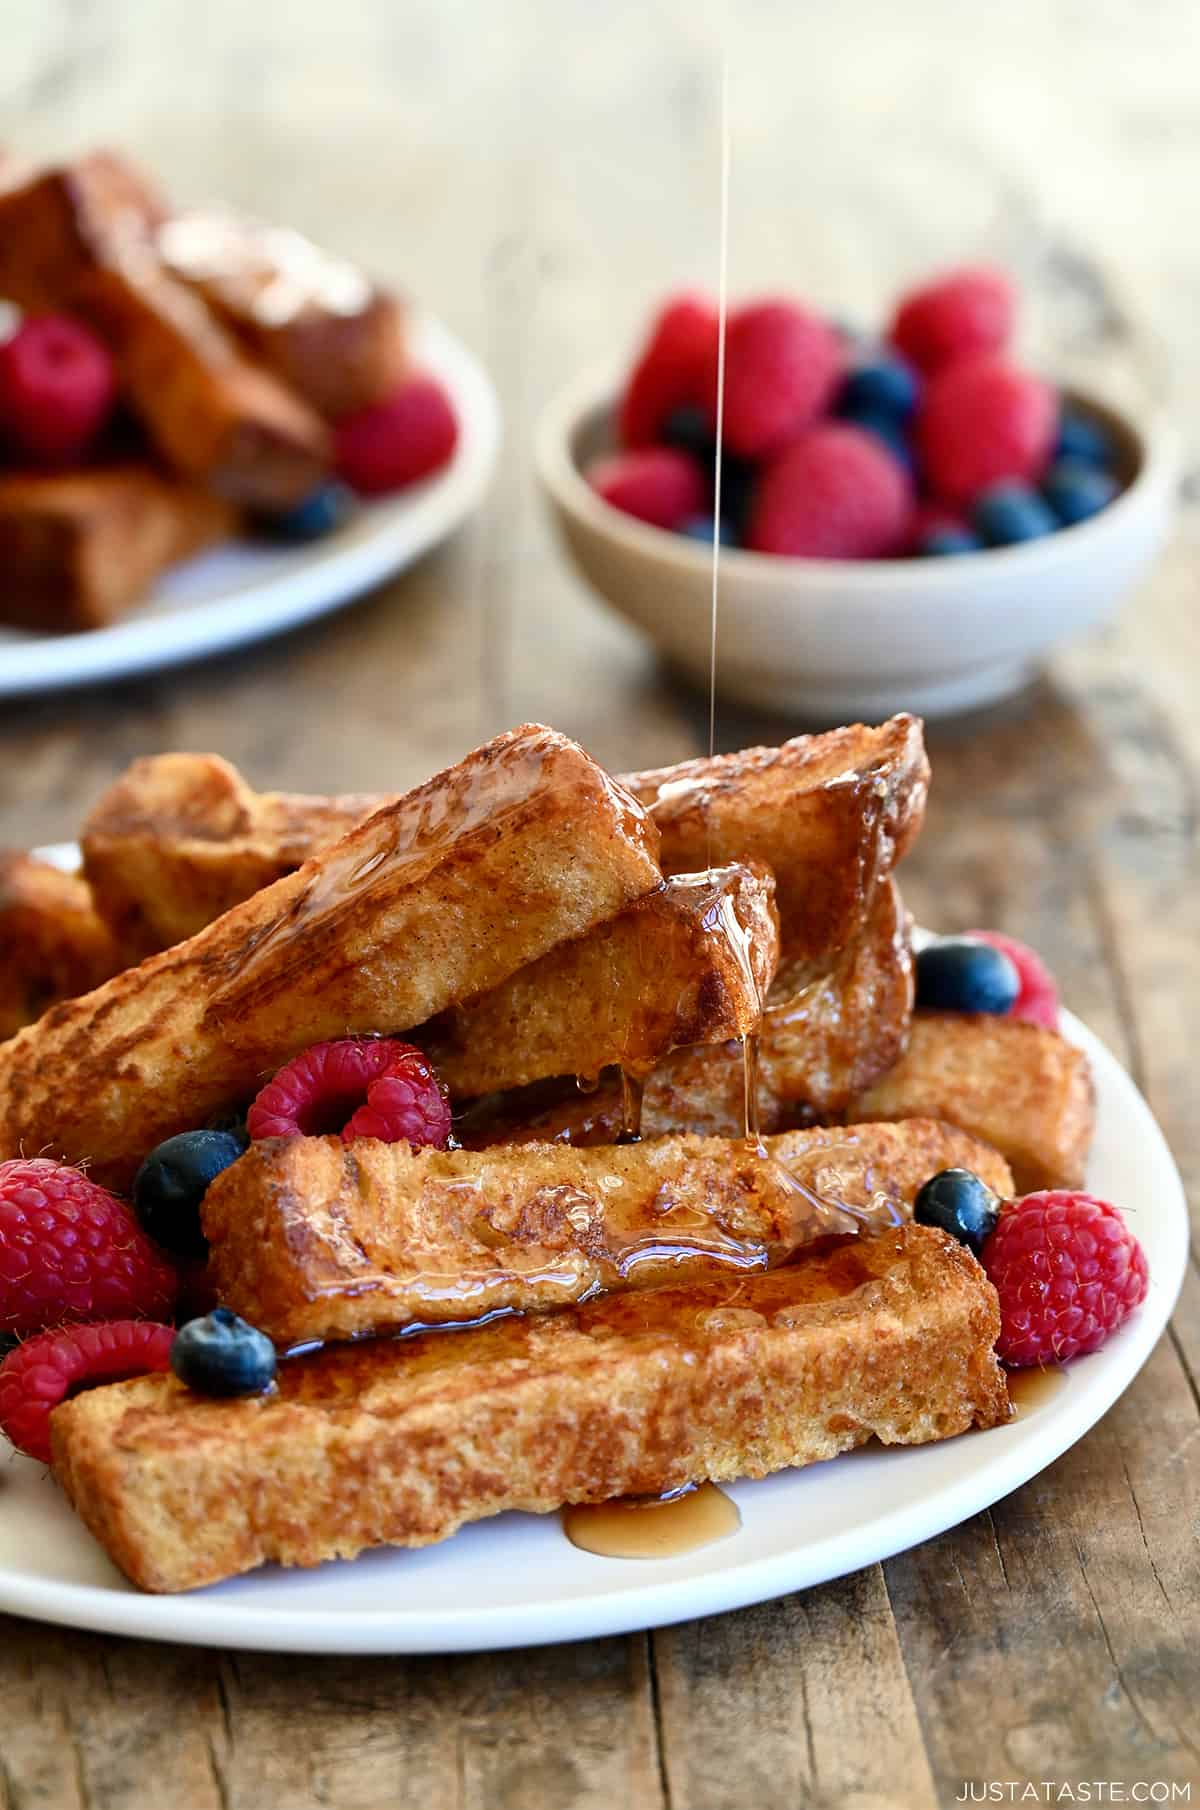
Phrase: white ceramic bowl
[{"left": 535, "top": 375, "right": 1178, "bottom": 721}]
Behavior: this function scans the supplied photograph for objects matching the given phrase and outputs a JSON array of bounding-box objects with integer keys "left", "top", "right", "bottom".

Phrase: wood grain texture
[{"left": 1, "top": 2, "right": 1199, "bottom": 1806}]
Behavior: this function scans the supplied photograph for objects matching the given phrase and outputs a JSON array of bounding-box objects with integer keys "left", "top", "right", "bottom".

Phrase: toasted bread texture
[
  {"left": 51, "top": 1223, "right": 1010, "bottom": 1592},
  {"left": 619, "top": 716, "right": 929, "bottom": 960},
  {"left": 158, "top": 210, "right": 410, "bottom": 420},
  {"left": 0, "top": 727, "right": 661, "bottom": 1189},
  {"left": 0, "top": 151, "right": 166, "bottom": 313},
  {"left": 0, "top": 855, "right": 122, "bottom": 1041},
  {"left": 0, "top": 467, "right": 237, "bottom": 633},
  {"left": 854, "top": 1011, "right": 1095, "bottom": 1192},
  {"left": 82, "top": 753, "right": 378, "bottom": 959},
  {"left": 203, "top": 1118, "right": 1014, "bottom": 1342},
  {"left": 419, "top": 864, "right": 779, "bottom": 1100}
]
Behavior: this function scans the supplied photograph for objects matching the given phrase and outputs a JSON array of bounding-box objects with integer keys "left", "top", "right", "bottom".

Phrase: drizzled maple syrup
[
  {"left": 1005, "top": 1366, "right": 1068, "bottom": 1418},
  {"left": 563, "top": 1482, "right": 740, "bottom": 1559}
]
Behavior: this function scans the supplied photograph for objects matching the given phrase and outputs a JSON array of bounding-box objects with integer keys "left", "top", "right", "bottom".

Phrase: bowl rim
[{"left": 534, "top": 367, "right": 1180, "bottom": 592}]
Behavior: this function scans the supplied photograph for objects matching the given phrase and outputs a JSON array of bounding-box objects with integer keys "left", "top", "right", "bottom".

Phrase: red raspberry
[
  {"left": 917, "top": 357, "right": 1058, "bottom": 505},
  {"left": 969, "top": 930, "right": 1060, "bottom": 1029},
  {"left": 0, "top": 1320, "right": 175, "bottom": 1464},
  {"left": 0, "top": 1159, "right": 177, "bottom": 1337},
  {"left": 747, "top": 423, "right": 913, "bottom": 559},
  {"left": 247, "top": 1037, "right": 452, "bottom": 1148},
  {"left": 618, "top": 294, "right": 718, "bottom": 447},
  {"left": 0, "top": 314, "right": 117, "bottom": 464},
  {"left": 704, "top": 300, "right": 843, "bottom": 459},
  {"left": 982, "top": 1191, "right": 1148, "bottom": 1368},
  {"left": 334, "top": 373, "right": 458, "bottom": 496},
  {"left": 890, "top": 266, "right": 1014, "bottom": 374},
  {"left": 587, "top": 447, "right": 706, "bottom": 530}
]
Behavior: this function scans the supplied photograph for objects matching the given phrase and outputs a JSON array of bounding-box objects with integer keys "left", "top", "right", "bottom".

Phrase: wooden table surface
[{"left": 2, "top": 6, "right": 1198, "bottom": 1805}]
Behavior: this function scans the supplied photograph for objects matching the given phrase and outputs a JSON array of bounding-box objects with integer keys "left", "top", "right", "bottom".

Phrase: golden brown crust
[
  {"left": 853, "top": 1012, "right": 1096, "bottom": 1192},
  {"left": 51, "top": 1224, "right": 1010, "bottom": 1593},
  {"left": 202, "top": 1119, "right": 1014, "bottom": 1342},
  {"left": 0, "top": 151, "right": 167, "bottom": 314},
  {"left": 0, "top": 467, "right": 238, "bottom": 634},
  {"left": 0, "top": 854, "right": 122, "bottom": 1040},
  {"left": 619, "top": 716, "right": 930, "bottom": 961},
  {"left": 0, "top": 726, "right": 662, "bottom": 1189},
  {"left": 158, "top": 210, "right": 410, "bottom": 420},
  {"left": 82, "top": 753, "right": 378, "bottom": 959},
  {"left": 418, "top": 864, "right": 779, "bottom": 1099}
]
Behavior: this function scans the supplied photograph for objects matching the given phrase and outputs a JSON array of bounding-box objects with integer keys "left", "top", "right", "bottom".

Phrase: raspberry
[
  {"left": 747, "top": 423, "right": 913, "bottom": 559},
  {"left": 968, "top": 930, "right": 1060, "bottom": 1029},
  {"left": 0, "top": 1320, "right": 175, "bottom": 1464},
  {"left": 0, "top": 1159, "right": 177, "bottom": 1337},
  {"left": 917, "top": 358, "right": 1058, "bottom": 505},
  {"left": 704, "top": 300, "right": 843, "bottom": 459},
  {"left": 587, "top": 447, "right": 706, "bottom": 530},
  {"left": 0, "top": 314, "right": 117, "bottom": 464},
  {"left": 890, "top": 266, "right": 1014, "bottom": 374},
  {"left": 982, "top": 1192, "right": 1148, "bottom": 1368},
  {"left": 334, "top": 373, "right": 458, "bottom": 496},
  {"left": 247, "top": 1037, "right": 452, "bottom": 1148},
  {"left": 618, "top": 294, "right": 718, "bottom": 448}
]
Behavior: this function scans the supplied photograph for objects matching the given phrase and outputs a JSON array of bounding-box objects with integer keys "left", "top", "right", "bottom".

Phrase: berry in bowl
[{"left": 536, "top": 267, "right": 1177, "bottom": 722}]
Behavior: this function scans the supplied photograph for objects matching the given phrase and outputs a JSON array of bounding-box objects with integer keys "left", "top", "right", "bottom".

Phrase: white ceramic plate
[
  {"left": 0, "top": 316, "right": 500, "bottom": 698},
  {"left": 0, "top": 991, "right": 1186, "bottom": 1652}
]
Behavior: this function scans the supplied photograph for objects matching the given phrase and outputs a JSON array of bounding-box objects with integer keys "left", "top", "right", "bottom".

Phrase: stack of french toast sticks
[
  {"left": 0, "top": 148, "right": 407, "bottom": 631},
  {"left": 0, "top": 717, "right": 1095, "bottom": 1592}
]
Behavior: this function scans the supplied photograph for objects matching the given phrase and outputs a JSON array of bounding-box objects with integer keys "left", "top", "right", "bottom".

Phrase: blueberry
[
  {"left": 972, "top": 482, "right": 1058, "bottom": 546},
  {"left": 1055, "top": 408, "right": 1116, "bottom": 469},
  {"left": 660, "top": 405, "right": 715, "bottom": 460},
  {"left": 840, "top": 404, "right": 917, "bottom": 475},
  {"left": 679, "top": 514, "right": 737, "bottom": 546},
  {"left": 170, "top": 1308, "right": 277, "bottom": 1398},
  {"left": 133, "top": 1129, "right": 248, "bottom": 1259},
  {"left": 838, "top": 353, "right": 919, "bottom": 420},
  {"left": 719, "top": 454, "right": 759, "bottom": 533},
  {"left": 917, "top": 526, "right": 982, "bottom": 556},
  {"left": 259, "top": 480, "right": 356, "bottom": 543},
  {"left": 1041, "top": 458, "right": 1119, "bottom": 528},
  {"left": 915, "top": 937, "right": 1020, "bottom": 1013},
  {"left": 913, "top": 1168, "right": 1001, "bottom": 1257}
]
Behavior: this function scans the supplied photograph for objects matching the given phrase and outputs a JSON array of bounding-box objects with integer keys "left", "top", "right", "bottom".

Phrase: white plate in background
[
  {"left": 0, "top": 315, "right": 500, "bottom": 698},
  {"left": 0, "top": 992, "right": 1186, "bottom": 1653}
]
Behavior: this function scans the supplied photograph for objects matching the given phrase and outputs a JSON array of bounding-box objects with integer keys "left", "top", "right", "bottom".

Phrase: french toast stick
[
  {"left": 619, "top": 716, "right": 930, "bottom": 960},
  {"left": 0, "top": 151, "right": 166, "bottom": 313},
  {"left": 82, "top": 753, "right": 378, "bottom": 960},
  {"left": 0, "top": 467, "right": 238, "bottom": 634},
  {"left": 51, "top": 1224, "right": 1010, "bottom": 1593},
  {"left": 0, "top": 727, "right": 661, "bottom": 1190},
  {"left": 853, "top": 1012, "right": 1095, "bottom": 1192},
  {"left": 456, "top": 875, "right": 914, "bottom": 1146},
  {"left": 419, "top": 864, "right": 779, "bottom": 1099},
  {"left": 75, "top": 717, "right": 928, "bottom": 961},
  {"left": 203, "top": 1120, "right": 1014, "bottom": 1342},
  {"left": 0, "top": 855, "right": 121, "bottom": 1041},
  {"left": 158, "top": 210, "right": 410, "bottom": 420}
]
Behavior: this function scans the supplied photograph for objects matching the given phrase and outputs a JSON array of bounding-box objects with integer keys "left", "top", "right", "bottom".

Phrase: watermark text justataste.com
[{"left": 955, "top": 1785, "right": 1191, "bottom": 1804}]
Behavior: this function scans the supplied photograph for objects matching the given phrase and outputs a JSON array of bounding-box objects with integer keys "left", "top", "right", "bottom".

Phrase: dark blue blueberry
[
  {"left": 259, "top": 480, "right": 356, "bottom": 543},
  {"left": 1041, "top": 458, "right": 1120, "bottom": 528},
  {"left": 838, "top": 352, "right": 919, "bottom": 420},
  {"left": 720, "top": 454, "right": 759, "bottom": 534},
  {"left": 171, "top": 1308, "right": 277, "bottom": 1398},
  {"left": 840, "top": 404, "right": 917, "bottom": 476},
  {"left": 915, "top": 937, "right": 1020, "bottom": 1014},
  {"left": 661, "top": 405, "right": 715, "bottom": 460},
  {"left": 679, "top": 514, "right": 737, "bottom": 547},
  {"left": 1054, "top": 408, "right": 1117, "bottom": 469},
  {"left": 972, "top": 483, "right": 1058, "bottom": 546},
  {"left": 913, "top": 1168, "right": 1001, "bottom": 1257},
  {"left": 917, "top": 527, "right": 982, "bottom": 556},
  {"left": 133, "top": 1129, "right": 248, "bottom": 1259}
]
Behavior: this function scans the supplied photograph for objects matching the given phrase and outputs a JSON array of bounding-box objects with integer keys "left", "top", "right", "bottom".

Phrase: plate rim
[
  {"left": 0, "top": 314, "right": 501, "bottom": 698},
  {"left": 0, "top": 976, "right": 1188, "bottom": 1652}
]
